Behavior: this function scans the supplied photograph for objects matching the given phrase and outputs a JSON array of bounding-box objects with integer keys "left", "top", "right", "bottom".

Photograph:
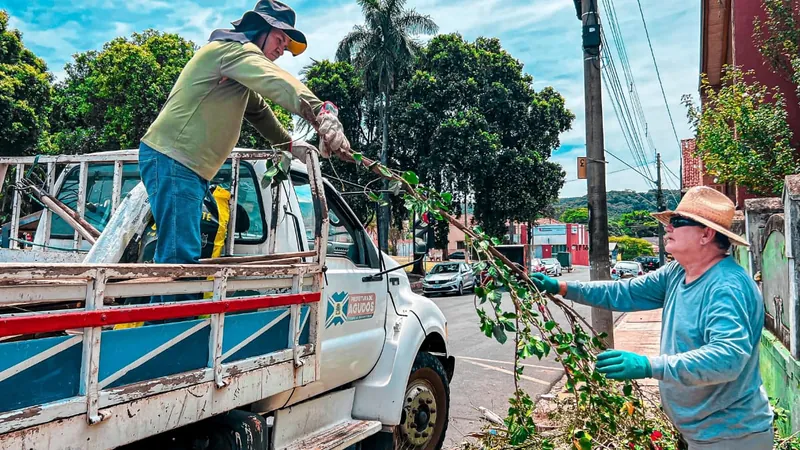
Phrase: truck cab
[{"left": 0, "top": 149, "right": 453, "bottom": 450}]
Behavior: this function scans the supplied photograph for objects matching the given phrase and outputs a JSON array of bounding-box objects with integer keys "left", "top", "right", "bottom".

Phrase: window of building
[
  {"left": 456, "top": 240, "right": 466, "bottom": 250},
  {"left": 552, "top": 245, "right": 567, "bottom": 253}
]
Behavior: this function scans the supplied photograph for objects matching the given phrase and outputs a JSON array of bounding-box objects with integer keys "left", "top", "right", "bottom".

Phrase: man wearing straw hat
[
  {"left": 138, "top": 1, "right": 348, "bottom": 300},
  {"left": 532, "top": 186, "right": 773, "bottom": 449}
]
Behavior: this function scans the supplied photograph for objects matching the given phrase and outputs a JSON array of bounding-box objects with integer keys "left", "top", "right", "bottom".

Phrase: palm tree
[{"left": 336, "top": 0, "right": 438, "bottom": 253}]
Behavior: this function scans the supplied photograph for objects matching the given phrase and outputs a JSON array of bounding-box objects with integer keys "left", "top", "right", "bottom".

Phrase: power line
[
  {"left": 605, "top": 149, "right": 656, "bottom": 183},
  {"left": 635, "top": 0, "right": 682, "bottom": 151},
  {"left": 564, "top": 159, "right": 657, "bottom": 183}
]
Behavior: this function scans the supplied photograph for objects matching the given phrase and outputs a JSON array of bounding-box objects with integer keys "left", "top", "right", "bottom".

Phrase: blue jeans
[{"left": 139, "top": 143, "right": 208, "bottom": 303}]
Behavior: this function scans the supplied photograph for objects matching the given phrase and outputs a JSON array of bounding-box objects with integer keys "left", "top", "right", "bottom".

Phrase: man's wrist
[{"left": 558, "top": 281, "right": 567, "bottom": 296}]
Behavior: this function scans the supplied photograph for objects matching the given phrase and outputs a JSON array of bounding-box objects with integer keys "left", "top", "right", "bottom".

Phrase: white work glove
[
  {"left": 290, "top": 139, "right": 319, "bottom": 160},
  {"left": 316, "top": 101, "right": 351, "bottom": 159}
]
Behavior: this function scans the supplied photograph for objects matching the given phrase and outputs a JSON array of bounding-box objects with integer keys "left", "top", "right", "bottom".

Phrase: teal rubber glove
[
  {"left": 531, "top": 272, "right": 560, "bottom": 295},
  {"left": 595, "top": 349, "right": 652, "bottom": 380}
]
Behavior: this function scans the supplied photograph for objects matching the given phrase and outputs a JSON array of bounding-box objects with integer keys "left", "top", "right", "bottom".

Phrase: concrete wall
[{"left": 740, "top": 177, "right": 800, "bottom": 435}]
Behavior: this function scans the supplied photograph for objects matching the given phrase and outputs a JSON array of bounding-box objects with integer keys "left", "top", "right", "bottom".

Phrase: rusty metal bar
[
  {"left": 0, "top": 262, "right": 320, "bottom": 281},
  {"left": 305, "top": 151, "right": 328, "bottom": 267},
  {"left": 111, "top": 160, "right": 123, "bottom": 214},
  {"left": 209, "top": 272, "right": 229, "bottom": 388},
  {"left": 226, "top": 156, "right": 241, "bottom": 256},
  {"left": 290, "top": 272, "right": 302, "bottom": 371},
  {"left": 200, "top": 251, "right": 316, "bottom": 265},
  {"left": 41, "top": 162, "right": 56, "bottom": 251},
  {"left": 10, "top": 164, "right": 24, "bottom": 250},
  {"left": 74, "top": 161, "right": 88, "bottom": 250},
  {"left": 79, "top": 269, "right": 106, "bottom": 424}
]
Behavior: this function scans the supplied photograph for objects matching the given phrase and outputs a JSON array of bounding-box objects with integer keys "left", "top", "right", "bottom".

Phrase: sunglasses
[{"left": 669, "top": 216, "right": 705, "bottom": 228}]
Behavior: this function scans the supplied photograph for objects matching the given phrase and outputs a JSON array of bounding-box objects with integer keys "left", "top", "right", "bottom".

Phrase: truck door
[{"left": 288, "top": 174, "right": 387, "bottom": 389}]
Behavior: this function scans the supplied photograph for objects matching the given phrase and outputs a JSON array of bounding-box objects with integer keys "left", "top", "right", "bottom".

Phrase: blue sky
[{"left": 4, "top": 0, "right": 699, "bottom": 198}]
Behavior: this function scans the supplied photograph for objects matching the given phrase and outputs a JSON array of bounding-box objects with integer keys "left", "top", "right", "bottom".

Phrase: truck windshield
[{"left": 52, "top": 161, "right": 266, "bottom": 243}]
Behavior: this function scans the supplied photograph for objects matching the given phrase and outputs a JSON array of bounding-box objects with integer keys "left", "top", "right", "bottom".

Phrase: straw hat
[{"left": 651, "top": 186, "right": 749, "bottom": 247}]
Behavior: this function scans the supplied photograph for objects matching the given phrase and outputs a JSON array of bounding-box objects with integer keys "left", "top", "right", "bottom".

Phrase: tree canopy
[
  {"left": 0, "top": 10, "right": 52, "bottom": 156},
  {"left": 392, "top": 34, "right": 572, "bottom": 240},
  {"left": 683, "top": 66, "right": 798, "bottom": 195},
  {"left": 559, "top": 207, "right": 589, "bottom": 224},
  {"left": 49, "top": 29, "right": 292, "bottom": 155}
]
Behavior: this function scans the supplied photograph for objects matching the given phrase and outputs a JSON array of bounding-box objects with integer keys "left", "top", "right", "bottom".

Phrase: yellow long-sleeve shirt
[{"left": 142, "top": 40, "right": 322, "bottom": 180}]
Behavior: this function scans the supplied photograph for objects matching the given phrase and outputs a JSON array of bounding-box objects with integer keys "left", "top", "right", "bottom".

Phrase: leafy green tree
[
  {"left": 0, "top": 10, "right": 52, "bottom": 156},
  {"left": 618, "top": 210, "right": 658, "bottom": 237},
  {"left": 754, "top": 0, "right": 800, "bottom": 97},
  {"left": 50, "top": 30, "right": 292, "bottom": 154},
  {"left": 336, "top": 0, "right": 439, "bottom": 252},
  {"left": 392, "top": 34, "right": 572, "bottom": 240},
  {"left": 559, "top": 207, "right": 589, "bottom": 224},
  {"left": 683, "top": 66, "right": 798, "bottom": 195},
  {"left": 610, "top": 236, "right": 654, "bottom": 259}
]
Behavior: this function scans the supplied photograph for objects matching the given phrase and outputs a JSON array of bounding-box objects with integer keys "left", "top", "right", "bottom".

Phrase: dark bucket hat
[{"left": 232, "top": 1, "right": 307, "bottom": 56}]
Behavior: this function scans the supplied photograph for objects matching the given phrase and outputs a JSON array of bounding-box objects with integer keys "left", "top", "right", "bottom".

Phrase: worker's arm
[
  {"left": 561, "top": 266, "right": 669, "bottom": 312},
  {"left": 649, "top": 286, "right": 754, "bottom": 386},
  {"left": 220, "top": 42, "right": 323, "bottom": 117},
  {"left": 244, "top": 91, "right": 293, "bottom": 151}
]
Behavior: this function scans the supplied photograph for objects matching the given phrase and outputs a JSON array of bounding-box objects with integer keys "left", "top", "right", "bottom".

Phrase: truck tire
[
  {"left": 205, "top": 410, "right": 269, "bottom": 450},
  {"left": 394, "top": 352, "right": 449, "bottom": 450}
]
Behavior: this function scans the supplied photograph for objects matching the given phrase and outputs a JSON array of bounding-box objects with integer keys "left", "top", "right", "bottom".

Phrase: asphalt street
[{"left": 430, "top": 266, "right": 623, "bottom": 448}]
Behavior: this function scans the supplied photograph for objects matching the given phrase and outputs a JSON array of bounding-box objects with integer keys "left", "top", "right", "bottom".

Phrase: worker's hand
[
  {"left": 595, "top": 350, "right": 652, "bottom": 380},
  {"left": 531, "top": 272, "right": 560, "bottom": 295},
  {"left": 317, "top": 101, "right": 351, "bottom": 159},
  {"left": 289, "top": 139, "right": 318, "bottom": 160}
]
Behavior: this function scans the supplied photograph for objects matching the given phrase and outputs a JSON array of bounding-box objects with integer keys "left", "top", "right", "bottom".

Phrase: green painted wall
[{"left": 760, "top": 330, "right": 800, "bottom": 435}]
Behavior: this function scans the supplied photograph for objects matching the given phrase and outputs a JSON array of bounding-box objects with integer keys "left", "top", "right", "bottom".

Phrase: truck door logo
[{"left": 326, "top": 292, "right": 376, "bottom": 328}]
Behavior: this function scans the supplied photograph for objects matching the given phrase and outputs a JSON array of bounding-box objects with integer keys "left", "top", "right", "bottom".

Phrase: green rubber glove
[
  {"left": 596, "top": 350, "right": 652, "bottom": 380},
  {"left": 531, "top": 272, "right": 560, "bottom": 295}
]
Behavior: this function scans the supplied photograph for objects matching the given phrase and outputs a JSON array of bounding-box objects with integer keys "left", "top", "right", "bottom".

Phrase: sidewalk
[{"left": 613, "top": 309, "right": 662, "bottom": 386}]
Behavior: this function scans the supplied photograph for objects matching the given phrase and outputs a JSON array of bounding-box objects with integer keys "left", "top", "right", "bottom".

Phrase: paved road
[{"left": 429, "top": 266, "right": 622, "bottom": 448}]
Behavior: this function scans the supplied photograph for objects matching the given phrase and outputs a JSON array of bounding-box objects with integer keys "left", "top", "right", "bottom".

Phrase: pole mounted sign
[{"left": 577, "top": 157, "right": 587, "bottom": 180}]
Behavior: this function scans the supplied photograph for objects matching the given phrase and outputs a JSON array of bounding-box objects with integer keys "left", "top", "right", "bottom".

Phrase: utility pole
[
  {"left": 581, "top": 0, "right": 614, "bottom": 347},
  {"left": 656, "top": 153, "right": 666, "bottom": 265}
]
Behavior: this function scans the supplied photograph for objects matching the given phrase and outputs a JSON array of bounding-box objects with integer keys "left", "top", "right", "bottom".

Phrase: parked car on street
[
  {"left": 541, "top": 258, "right": 563, "bottom": 277},
  {"left": 448, "top": 250, "right": 466, "bottom": 260},
  {"left": 423, "top": 261, "right": 475, "bottom": 296},
  {"left": 634, "top": 256, "right": 660, "bottom": 272},
  {"left": 612, "top": 261, "right": 645, "bottom": 279}
]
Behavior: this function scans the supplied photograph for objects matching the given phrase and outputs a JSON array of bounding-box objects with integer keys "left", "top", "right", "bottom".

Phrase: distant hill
[{"left": 555, "top": 189, "right": 680, "bottom": 221}]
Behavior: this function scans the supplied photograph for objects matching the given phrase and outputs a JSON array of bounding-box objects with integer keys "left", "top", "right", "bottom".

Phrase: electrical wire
[
  {"left": 605, "top": 149, "right": 656, "bottom": 183},
  {"left": 635, "top": 0, "right": 683, "bottom": 151}
]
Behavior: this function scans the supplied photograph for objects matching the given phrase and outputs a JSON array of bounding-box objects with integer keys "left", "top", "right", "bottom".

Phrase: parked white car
[
  {"left": 612, "top": 261, "right": 645, "bottom": 279},
  {"left": 541, "top": 258, "right": 563, "bottom": 277},
  {"left": 423, "top": 262, "right": 475, "bottom": 296}
]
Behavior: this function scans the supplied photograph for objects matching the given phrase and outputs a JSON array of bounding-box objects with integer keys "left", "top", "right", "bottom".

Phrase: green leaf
[
  {"left": 378, "top": 166, "right": 392, "bottom": 177},
  {"left": 545, "top": 320, "right": 557, "bottom": 331},
  {"left": 261, "top": 166, "right": 280, "bottom": 188},
  {"left": 402, "top": 171, "right": 420, "bottom": 185},
  {"left": 367, "top": 191, "right": 381, "bottom": 203},
  {"left": 353, "top": 152, "right": 363, "bottom": 164},
  {"left": 502, "top": 320, "right": 517, "bottom": 332},
  {"left": 441, "top": 192, "right": 453, "bottom": 203},
  {"left": 623, "top": 383, "right": 633, "bottom": 396},
  {"left": 492, "top": 324, "right": 508, "bottom": 344}
]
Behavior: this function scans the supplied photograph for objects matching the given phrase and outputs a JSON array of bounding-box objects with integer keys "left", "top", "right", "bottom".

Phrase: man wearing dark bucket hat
[
  {"left": 138, "top": 1, "right": 348, "bottom": 300},
  {"left": 531, "top": 186, "right": 773, "bottom": 449}
]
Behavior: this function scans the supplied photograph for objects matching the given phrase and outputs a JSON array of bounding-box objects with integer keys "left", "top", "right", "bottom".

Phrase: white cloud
[{"left": 4, "top": 0, "right": 698, "bottom": 198}]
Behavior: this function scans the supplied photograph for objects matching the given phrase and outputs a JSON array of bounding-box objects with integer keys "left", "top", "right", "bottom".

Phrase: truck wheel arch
[{"left": 418, "top": 332, "right": 454, "bottom": 383}]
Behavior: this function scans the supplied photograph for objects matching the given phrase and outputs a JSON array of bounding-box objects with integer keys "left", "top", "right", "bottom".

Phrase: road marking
[
  {"left": 456, "top": 355, "right": 563, "bottom": 372},
  {"left": 459, "top": 359, "right": 551, "bottom": 386}
]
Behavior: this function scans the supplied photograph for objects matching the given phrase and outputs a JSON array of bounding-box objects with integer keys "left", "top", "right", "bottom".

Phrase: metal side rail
[{"left": 0, "top": 262, "right": 324, "bottom": 450}]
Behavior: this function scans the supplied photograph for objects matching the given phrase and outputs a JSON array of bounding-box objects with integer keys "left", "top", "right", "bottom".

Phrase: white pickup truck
[{"left": 0, "top": 149, "right": 453, "bottom": 450}]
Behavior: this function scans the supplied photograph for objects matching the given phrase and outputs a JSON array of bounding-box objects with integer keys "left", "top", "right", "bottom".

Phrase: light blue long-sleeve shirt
[{"left": 565, "top": 257, "right": 773, "bottom": 444}]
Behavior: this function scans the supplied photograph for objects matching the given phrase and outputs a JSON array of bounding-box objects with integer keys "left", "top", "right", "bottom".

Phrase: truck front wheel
[{"left": 395, "top": 352, "right": 450, "bottom": 450}]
